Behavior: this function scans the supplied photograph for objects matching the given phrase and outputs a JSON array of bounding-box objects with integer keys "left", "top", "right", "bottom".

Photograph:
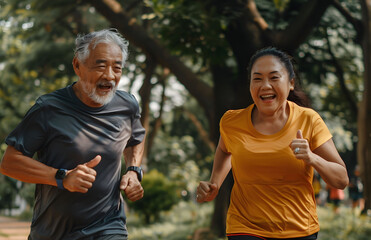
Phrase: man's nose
[{"left": 103, "top": 66, "right": 115, "bottom": 80}]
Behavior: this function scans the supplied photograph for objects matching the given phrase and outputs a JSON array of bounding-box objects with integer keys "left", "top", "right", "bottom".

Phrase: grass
[
  {"left": 126, "top": 202, "right": 371, "bottom": 240},
  {"left": 3, "top": 201, "right": 371, "bottom": 240},
  {"left": 126, "top": 201, "right": 222, "bottom": 240},
  {"left": 317, "top": 205, "right": 371, "bottom": 240}
]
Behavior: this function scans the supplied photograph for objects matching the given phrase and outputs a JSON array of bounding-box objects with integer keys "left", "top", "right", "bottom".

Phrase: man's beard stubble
[{"left": 81, "top": 80, "right": 117, "bottom": 105}]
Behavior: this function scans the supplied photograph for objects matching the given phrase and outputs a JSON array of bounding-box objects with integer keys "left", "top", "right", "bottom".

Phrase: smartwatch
[
  {"left": 126, "top": 166, "right": 143, "bottom": 182},
  {"left": 55, "top": 169, "right": 67, "bottom": 189}
]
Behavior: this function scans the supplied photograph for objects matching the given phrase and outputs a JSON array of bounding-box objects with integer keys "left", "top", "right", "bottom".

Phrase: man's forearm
[
  {"left": 0, "top": 145, "right": 58, "bottom": 186},
  {"left": 123, "top": 140, "right": 145, "bottom": 167}
]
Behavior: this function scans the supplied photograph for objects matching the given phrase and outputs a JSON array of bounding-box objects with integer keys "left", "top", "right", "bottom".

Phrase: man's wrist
[
  {"left": 126, "top": 166, "right": 143, "bottom": 182},
  {"left": 55, "top": 169, "right": 67, "bottom": 189}
]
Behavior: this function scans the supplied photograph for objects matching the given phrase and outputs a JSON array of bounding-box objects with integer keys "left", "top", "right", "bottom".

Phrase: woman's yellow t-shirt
[{"left": 220, "top": 101, "right": 332, "bottom": 238}]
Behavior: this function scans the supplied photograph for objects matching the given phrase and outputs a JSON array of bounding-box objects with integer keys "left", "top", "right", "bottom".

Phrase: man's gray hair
[{"left": 74, "top": 28, "right": 129, "bottom": 67}]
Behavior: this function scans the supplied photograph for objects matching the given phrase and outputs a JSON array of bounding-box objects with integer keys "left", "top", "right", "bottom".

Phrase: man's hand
[
  {"left": 120, "top": 171, "right": 144, "bottom": 201},
  {"left": 63, "top": 155, "right": 101, "bottom": 193},
  {"left": 196, "top": 181, "right": 218, "bottom": 203}
]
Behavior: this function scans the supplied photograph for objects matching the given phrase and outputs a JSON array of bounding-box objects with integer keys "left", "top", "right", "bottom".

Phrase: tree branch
[
  {"left": 325, "top": 30, "right": 358, "bottom": 117},
  {"left": 84, "top": 0, "right": 214, "bottom": 120},
  {"left": 184, "top": 109, "right": 216, "bottom": 151},
  {"left": 271, "top": 0, "right": 332, "bottom": 52},
  {"left": 329, "top": 0, "right": 363, "bottom": 42}
]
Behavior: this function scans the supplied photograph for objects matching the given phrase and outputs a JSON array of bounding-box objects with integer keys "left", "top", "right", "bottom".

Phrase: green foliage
[
  {"left": 0, "top": 174, "right": 19, "bottom": 214},
  {"left": 127, "top": 201, "right": 220, "bottom": 240},
  {"left": 152, "top": 0, "right": 230, "bottom": 65},
  {"left": 273, "top": 0, "right": 291, "bottom": 13},
  {"left": 126, "top": 169, "right": 179, "bottom": 224},
  {"left": 127, "top": 201, "right": 371, "bottom": 240},
  {"left": 295, "top": 3, "right": 362, "bottom": 154},
  {"left": 18, "top": 183, "right": 35, "bottom": 209},
  {"left": 317, "top": 206, "right": 371, "bottom": 240}
]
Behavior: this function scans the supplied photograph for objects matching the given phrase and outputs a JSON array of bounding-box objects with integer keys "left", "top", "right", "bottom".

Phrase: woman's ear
[{"left": 290, "top": 78, "right": 295, "bottom": 91}]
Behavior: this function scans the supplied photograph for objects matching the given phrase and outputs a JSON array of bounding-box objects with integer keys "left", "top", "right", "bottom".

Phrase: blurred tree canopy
[{"left": 0, "top": 0, "right": 370, "bottom": 237}]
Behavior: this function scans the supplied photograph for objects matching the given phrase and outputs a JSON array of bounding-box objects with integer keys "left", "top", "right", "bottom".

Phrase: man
[{"left": 0, "top": 29, "right": 145, "bottom": 239}]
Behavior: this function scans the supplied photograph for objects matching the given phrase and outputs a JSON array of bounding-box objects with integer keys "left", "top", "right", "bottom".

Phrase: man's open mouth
[{"left": 97, "top": 82, "right": 115, "bottom": 91}]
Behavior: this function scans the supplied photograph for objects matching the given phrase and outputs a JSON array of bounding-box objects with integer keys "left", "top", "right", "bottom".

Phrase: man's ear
[
  {"left": 72, "top": 57, "right": 81, "bottom": 75},
  {"left": 73, "top": 57, "right": 79, "bottom": 68}
]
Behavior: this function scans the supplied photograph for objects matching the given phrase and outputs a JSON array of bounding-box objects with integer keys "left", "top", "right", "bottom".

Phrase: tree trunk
[
  {"left": 358, "top": 0, "right": 371, "bottom": 213},
  {"left": 139, "top": 57, "right": 156, "bottom": 169},
  {"left": 210, "top": 171, "right": 233, "bottom": 237}
]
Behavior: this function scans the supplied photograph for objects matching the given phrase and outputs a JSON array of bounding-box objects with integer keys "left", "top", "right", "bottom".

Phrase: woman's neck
[{"left": 251, "top": 101, "right": 290, "bottom": 135}]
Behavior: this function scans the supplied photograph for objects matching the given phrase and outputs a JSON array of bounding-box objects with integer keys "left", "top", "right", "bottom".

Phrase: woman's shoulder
[
  {"left": 221, "top": 104, "right": 253, "bottom": 124},
  {"left": 290, "top": 101, "right": 320, "bottom": 119}
]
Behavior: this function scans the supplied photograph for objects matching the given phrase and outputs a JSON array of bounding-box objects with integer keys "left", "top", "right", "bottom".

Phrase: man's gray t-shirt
[{"left": 5, "top": 83, "right": 145, "bottom": 239}]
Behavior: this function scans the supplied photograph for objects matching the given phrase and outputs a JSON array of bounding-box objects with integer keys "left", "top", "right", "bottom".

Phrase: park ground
[
  {"left": 0, "top": 216, "right": 30, "bottom": 240},
  {"left": 0, "top": 204, "right": 371, "bottom": 240}
]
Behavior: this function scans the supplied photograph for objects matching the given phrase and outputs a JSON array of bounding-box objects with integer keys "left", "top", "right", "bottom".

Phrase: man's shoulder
[
  {"left": 115, "top": 90, "right": 138, "bottom": 105},
  {"left": 116, "top": 89, "right": 134, "bottom": 98},
  {"left": 31, "top": 86, "right": 73, "bottom": 114},
  {"left": 38, "top": 85, "right": 68, "bottom": 98}
]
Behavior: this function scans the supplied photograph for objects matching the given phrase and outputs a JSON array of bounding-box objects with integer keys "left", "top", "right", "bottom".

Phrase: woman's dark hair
[{"left": 248, "top": 47, "right": 311, "bottom": 108}]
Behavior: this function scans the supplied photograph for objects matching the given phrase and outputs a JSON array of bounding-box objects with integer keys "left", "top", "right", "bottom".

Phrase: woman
[{"left": 196, "top": 47, "right": 348, "bottom": 240}]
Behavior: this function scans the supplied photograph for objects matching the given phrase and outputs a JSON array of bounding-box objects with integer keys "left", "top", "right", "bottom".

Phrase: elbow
[
  {"left": 334, "top": 178, "right": 348, "bottom": 190},
  {"left": 0, "top": 155, "right": 14, "bottom": 177},
  {"left": 333, "top": 173, "right": 349, "bottom": 190},
  {"left": 327, "top": 180, "right": 348, "bottom": 190},
  {"left": 326, "top": 170, "right": 349, "bottom": 190},
  {"left": 335, "top": 166, "right": 349, "bottom": 189},
  {"left": 0, "top": 159, "right": 9, "bottom": 176}
]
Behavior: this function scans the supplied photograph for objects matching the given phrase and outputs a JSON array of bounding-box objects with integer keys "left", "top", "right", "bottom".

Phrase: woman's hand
[
  {"left": 290, "top": 130, "right": 315, "bottom": 165},
  {"left": 291, "top": 129, "right": 348, "bottom": 189},
  {"left": 196, "top": 181, "right": 218, "bottom": 203}
]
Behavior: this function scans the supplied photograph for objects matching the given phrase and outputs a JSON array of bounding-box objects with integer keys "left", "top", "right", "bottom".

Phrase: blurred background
[{"left": 0, "top": 0, "right": 371, "bottom": 239}]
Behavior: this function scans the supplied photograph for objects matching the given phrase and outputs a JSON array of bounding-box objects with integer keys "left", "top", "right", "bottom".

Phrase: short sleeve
[
  {"left": 219, "top": 110, "right": 234, "bottom": 153},
  {"left": 5, "top": 99, "right": 48, "bottom": 157},
  {"left": 310, "top": 112, "right": 332, "bottom": 150},
  {"left": 125, "top": 94, "right": 146, "bottom": 147}
]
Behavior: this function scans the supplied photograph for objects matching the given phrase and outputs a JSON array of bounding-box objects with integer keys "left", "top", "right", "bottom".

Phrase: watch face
[
  {"left": 127, "top": 166, "right": 143, "bottom": 181},
  {"left": 138, "top": 168, "right": 143, "bottom": 181},
  {"left": 55, "top": 169, "right": 67, "bottom": 179}
]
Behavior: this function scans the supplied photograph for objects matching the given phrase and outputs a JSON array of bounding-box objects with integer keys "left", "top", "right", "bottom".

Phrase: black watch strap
[
  {"left": 55, "top": 169, "right": 67, "bottom": 189},
  {"left": 126, "top": 166, "right": 143, "bottom": 182}
]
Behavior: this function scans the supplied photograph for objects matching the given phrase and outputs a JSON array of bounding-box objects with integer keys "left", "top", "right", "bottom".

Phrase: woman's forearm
[
  {"left": 209, "top": 137, "right": 232, "bottom": 188},
  {"left": 312, "top": 140, "right": 349, "bottom": 189}
]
